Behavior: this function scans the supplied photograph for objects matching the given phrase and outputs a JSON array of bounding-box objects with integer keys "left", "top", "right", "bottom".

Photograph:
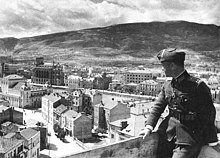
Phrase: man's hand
[
  {"left": 211, "top": 143, "right": 220, "bottom": 153},
  {"left": 139, "top": 128, "right": 152, "bottom": 140}
]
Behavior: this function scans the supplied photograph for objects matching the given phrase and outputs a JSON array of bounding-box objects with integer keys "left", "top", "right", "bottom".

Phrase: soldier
[{"left": 139, "top": 48, "right": 220, "bottom": 158}]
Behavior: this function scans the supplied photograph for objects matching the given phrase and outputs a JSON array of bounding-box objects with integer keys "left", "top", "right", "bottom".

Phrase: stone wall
[{"left": 61, "top": 133, "right": 159, "bottom": 158}]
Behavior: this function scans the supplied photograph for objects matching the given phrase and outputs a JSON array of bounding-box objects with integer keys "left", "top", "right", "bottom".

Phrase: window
[{"left": 111, "top": 134, "right": 114, "bottom": 138}]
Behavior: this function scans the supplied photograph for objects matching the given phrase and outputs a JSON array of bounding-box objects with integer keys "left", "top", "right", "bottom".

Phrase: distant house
[
  {"left": 0, "top": 136, "right": 25, "bottom": 158},
  {"left": 64, "top": 75, "right": 82, "bottom": 88},
  {"left": 109, "top": 100, "right": 169, "bottom": 142},
  {"left": 54, "top": 104, "right": 68, "bottom": 128},
  {"left": 139, "top": 80, "right": 161, "bottom": 96},
  {"left": 63, "top": 110, "right": 92, "bottom": 140},
  {"left": 97, "top": 97, "right": 130, "bottom": 132}
]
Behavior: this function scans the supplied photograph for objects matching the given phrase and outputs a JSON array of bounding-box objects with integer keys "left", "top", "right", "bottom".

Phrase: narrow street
[{"left": 16, "top": 108, "right": 85, "bottom": 158}]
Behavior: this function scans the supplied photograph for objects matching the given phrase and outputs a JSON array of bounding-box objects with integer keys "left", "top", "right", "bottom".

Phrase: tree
[
  {"left": 58, "top": 128, "right": 66, "bottom": 141},
  {"left": 53, "top": 123, "right": 61, "bottom": 133}
]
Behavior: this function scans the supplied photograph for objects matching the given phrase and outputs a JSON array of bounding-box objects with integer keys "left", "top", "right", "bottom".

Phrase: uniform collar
[{"left": 172, "top": 70, "right": 190, "bottom": 85}]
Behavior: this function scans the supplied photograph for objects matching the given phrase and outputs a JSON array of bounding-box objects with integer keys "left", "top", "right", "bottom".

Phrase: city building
[
  {"left": 124, "top": 70, "right": 153, "bottom": 84},
  {"left": 96, "top": 96, "right": 130, "bottom": 132},
  {"left": 0, "top": 63, "right": 25, "bottom": 77},
  {"left": 31, "top": 57, "right": 64, "bottom": 86},
  {"left": 109, "top": 100, "right": 169, "bottom": 142},
  {"left": 124, "top": 69, "right": 164, "bottom": 84},
  {"left": 54, "top": 104, "right": 68, "bottom": 128},
  {"left": 0, "top": 105, "right": 23, "bottom": 125},
  {"left": 0, "top": 75, "right": 47, "bottom": 108},
  {"left": 64, "top": 75, "right": 82, "bottom": 88},
  {"left": 63, "top": 110, "right": 92, "bottom": 140},
  {"left": 41, "top": 94, "right": 61, "bottom": 125},
  {"left": 20, "top": 128, "right": 40, "bottom": 158},
  {"left": 0, "top": 136, "right": 25, "bottom": 158},
  {"left": 139, "top": 80, "right": 161, "bottom": 96}
]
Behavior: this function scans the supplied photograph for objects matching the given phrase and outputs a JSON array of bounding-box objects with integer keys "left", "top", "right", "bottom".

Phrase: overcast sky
[{"left": 0, "top": 0, "right": 220, "bottom": 38}]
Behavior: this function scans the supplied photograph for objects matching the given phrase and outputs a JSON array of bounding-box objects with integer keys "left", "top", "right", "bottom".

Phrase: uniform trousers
[{"left": 157, "top": 131, "right": 202, "bottom": 158}]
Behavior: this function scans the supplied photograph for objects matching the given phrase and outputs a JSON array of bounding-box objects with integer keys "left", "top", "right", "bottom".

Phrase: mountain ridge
[{"left": 0, "top": 21, "right": 220, "bottom": 66}]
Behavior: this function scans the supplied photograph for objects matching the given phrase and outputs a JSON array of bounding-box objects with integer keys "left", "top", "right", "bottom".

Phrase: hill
[{"left": 0, "top": 21, "right": 220, "bottom": 67}]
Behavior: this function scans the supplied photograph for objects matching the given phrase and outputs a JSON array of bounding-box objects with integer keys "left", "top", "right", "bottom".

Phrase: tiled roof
[
  {"left": 64, "top": 110, "right": 79, "bottom": 119},
  {"left": 20, "top": 128, "right": 39, "bottom": 140},
  {"left": 0, "top": 137, "right": 23, "bottom": 153},
  {"left": 54, "top": 104, "right": 68, "bottom": 114}
]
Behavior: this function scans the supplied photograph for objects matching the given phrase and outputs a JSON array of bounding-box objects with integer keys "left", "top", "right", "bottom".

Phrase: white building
[{"left": 42, "top": 94, "right": 61, "bottom": 125}]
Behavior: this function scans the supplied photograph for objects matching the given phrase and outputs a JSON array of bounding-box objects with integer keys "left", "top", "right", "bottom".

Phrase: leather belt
[{"left": 169, "top": 107, "right": 197, "bottom": 121}]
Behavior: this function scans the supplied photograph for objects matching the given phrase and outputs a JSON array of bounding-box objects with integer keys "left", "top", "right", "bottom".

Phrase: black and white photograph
[{"left": 0, "top": 0, "right": 220, "bottom": 158}]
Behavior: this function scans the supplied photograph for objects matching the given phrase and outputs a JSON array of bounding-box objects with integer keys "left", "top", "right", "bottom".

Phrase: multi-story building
[
  {"left": 0, "top": 63, "right": 24, "bottom": 77},
  {"left": 125, "top": 69, "right": 164, "bottom": 84},
  {"left": 125, "top": 70, "right": 153, "bottom": 84},
  {"left": 109, "top": 100, "right": 169, "bottom": 142},
  {"left": 64, "top": 75, "right": 82, "bottom": 88},
  {"left": 31, "top": 57, "right": 64, "bottom": 86},
  {"left": 54, "top": 104, "right": 68, "bottom": 128},
  {"left": 139, "top": 80, "right": 161, "bottom": 96},
  {"left": 63, "top": 110, "right": 92, "bottom": 140},
  {"left": 42, "top": 94, "right": 61, "bottom": 125},
  {"left": 0, "top": 105, "right": 23, "bottom": 125},
  {"left": 84, "top": 89, "right": 102, "bottom": 107},
  {"left": 67, "top": 89, "right": 92, "bottom": 114},
  {"left": 20, "top": 128, "right": 40, "bottom": 158},
  {"left": 95, "top": 97, "right": 130, "bottom": 131},
  {"left": 0, "top": 137, "right": 25, "bottom": 158},
  {"left": 0, "top": 75, "right": 47, "bottom": 108}
]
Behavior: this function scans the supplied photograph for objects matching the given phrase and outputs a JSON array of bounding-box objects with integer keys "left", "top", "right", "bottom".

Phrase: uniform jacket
[{"left": 147, "top": 70, "right": 218, "bottom": 145}]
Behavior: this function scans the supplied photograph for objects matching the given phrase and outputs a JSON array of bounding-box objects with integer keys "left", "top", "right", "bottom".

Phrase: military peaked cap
[{"left": 157, "top": 48, "right": 185, "bottom": 63}]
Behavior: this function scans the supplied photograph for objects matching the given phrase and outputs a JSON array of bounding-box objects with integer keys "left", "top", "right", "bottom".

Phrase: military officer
[{"left": 139, "top": 48, "right": 219, "bottom": 158}]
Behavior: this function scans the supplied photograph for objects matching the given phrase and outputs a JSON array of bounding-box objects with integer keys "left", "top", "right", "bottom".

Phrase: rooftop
[
  {"left": 4, "top": 74, "right": 24, "bottom": 80},
  {"left": 0, "top": 137, "right": 23, "bottom": 153},
  {"left": 54, "top": 104, "right": 68, "bottom": 114},
  {"left": 43, "top": 94, "right": 61, "bottom": 102},
  {"left": 64, "top": 110, "right": 80, "bottom": 119},
  {"left": 20, "top": 128, "right": 39, "bottom": 140}
]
